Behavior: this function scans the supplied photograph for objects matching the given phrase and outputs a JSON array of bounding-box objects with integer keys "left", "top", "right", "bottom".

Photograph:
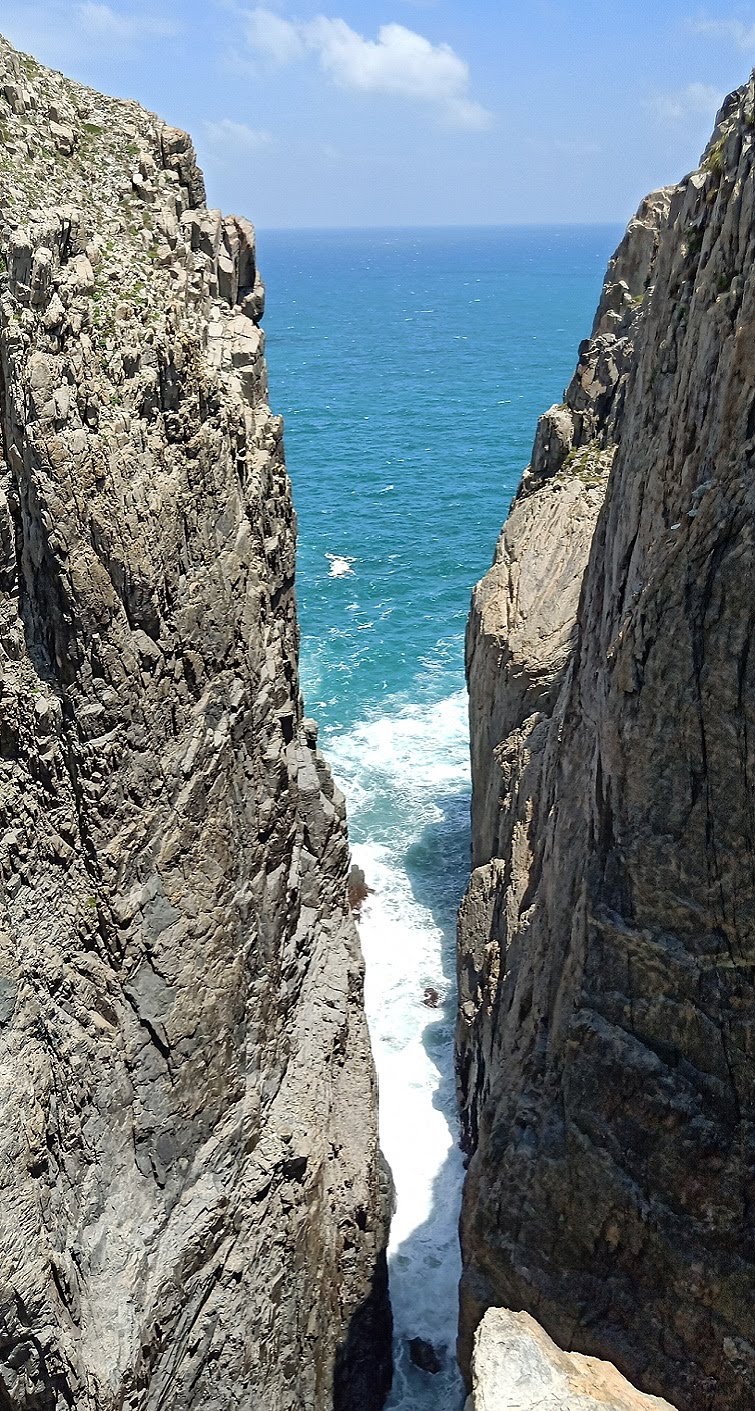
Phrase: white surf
[
  {"left": 327, "top": 688, "right": 470, "bottom": 1411},
  {"left": 326, "top": 552, "right": 356, "bottom": 578}
]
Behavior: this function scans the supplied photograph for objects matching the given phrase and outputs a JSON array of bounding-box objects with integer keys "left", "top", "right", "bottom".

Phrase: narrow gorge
[
  {"left": 0, "top": 35, "right": 390, "bottom": 1411},
  {"left": 459, "top": 79, "right": 755, "bottom": 1411},
  {"left": 2, "top": 26, "right": 755, "bottom": 1411}
]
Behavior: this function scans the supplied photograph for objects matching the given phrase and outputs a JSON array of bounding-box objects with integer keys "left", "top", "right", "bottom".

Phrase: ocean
[{"left": 260, "top": 225, "right": 621, "bottom": 1410}]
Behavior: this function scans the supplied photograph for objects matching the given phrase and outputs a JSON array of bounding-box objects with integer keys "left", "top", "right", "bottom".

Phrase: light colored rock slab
[{"left": 469, "top": 1310, "right": 678, "bottom": 1410}]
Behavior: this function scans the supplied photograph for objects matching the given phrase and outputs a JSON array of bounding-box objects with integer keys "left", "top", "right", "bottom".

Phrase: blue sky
[{"left": 1, "top": 0, "right": 755, "bottom": 226}]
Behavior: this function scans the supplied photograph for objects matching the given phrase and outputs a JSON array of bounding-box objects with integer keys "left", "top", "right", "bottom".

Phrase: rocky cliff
[
  {"left": 458, "top": 79, "right": 755, "bottom": 1411},
  {"left": 0, "top": 35, "right": 391, "bottom": 1411}
]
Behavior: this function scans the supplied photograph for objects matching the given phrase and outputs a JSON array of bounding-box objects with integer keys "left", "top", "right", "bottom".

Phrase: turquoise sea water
[{"left": 261, "top": 226, "right": 621, "bottom": 1410}]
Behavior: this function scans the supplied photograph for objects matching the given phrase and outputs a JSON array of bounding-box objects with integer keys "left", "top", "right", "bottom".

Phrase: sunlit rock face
[
  {"left": 458, "top": 80, "right": 755, "bottom": 1411},
  {"left": 0, "top": 33, "right": 391, "bottom": 1411},
  {"left": 465, "top": 1309, "right": 678, "bottom": 1411}
]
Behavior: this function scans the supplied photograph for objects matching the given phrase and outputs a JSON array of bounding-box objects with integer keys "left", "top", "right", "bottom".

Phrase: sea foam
[{"left": 326, "top": 689, "right": 470, "bottom": 1411}]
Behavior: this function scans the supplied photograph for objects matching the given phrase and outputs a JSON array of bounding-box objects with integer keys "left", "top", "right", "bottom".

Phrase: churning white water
[{"left": 326, "top": 688, "right": 470, "bottom": 1411}]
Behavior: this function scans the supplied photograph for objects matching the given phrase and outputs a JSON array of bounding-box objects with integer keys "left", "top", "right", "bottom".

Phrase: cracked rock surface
[
  {"left": 464, "top": 1310, "right": 677, "bottom": 1411},
  {"left": 0, "top": 34, "right": 391, "bottom": 1411},
  {"left": 458, "top": 82, "right": 755, "bottom": 1411}
]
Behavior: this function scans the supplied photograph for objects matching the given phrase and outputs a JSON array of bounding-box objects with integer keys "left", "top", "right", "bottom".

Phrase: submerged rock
[
  {"left": 348, "top": 861, "right": 374, "bottom": 917},
  {"left": 458, "top": 76, "right": 755, "bottom": 1411},
  {"left": 0, "top": 31, "right": 391, "bottom": 1411},
  {"left": 408, "top": 1337, "right": 444, "bottom": 1374}
]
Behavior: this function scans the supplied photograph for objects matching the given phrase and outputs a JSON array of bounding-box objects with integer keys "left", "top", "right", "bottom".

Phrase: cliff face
[
  {"left": 0, "top": 35, "right": 390, "bottom": 1411},
  {"left": 459, "top": 80, "right": 755, "bottom": 1411}
]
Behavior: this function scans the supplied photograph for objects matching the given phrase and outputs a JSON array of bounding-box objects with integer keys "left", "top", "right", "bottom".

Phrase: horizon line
[{"left": 254, "top": 219, "right": 628, "bottom": 234}]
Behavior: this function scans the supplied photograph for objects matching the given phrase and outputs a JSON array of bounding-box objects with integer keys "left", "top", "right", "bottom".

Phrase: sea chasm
[{"left": 2, "top": 25, "right": 753, "bottom": 1411}]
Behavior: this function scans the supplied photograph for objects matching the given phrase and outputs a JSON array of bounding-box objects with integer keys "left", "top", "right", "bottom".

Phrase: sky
[{"left": 1, "top": 0, "right": 755, "bottom": 227}]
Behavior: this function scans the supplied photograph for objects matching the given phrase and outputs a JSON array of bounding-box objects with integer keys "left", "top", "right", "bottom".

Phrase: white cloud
[
  {"left": 644, "top": 82, "right": 722, "bottom": 123},
  {"left": 76, "top": 2, "right": 179, "bottom": 40},
  {"left": 244, "top": 7, "right": 306, "bottom": 64},
  {"left": 688, "top": 18, "right": 755, "bottom": 49},
  {"left": 204, "top": 118, "right": 274, "bottom": 149},
  {"left": 242, "top": 8, "right": 492, "bottom": 129},
  {"left": 1, "top": 0, "right": 178, "bottom": 61}
]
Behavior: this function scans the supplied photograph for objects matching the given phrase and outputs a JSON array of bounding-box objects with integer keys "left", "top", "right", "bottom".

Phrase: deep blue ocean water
[{"left": 260, "top": 226, "right": 621, "bottom": 1410}]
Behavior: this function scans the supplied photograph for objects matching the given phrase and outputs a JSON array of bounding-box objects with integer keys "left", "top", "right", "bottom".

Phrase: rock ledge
[{"left": 466, "top": 1310, "right": 677, "bottom": 1411}]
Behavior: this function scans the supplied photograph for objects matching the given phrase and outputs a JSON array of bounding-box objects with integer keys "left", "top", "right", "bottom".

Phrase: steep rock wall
[
  {"left": 0, "top": 36, "right": 391, "bottom": 1411},
  {"left": 458, "top": 81, "right": 755, "bottom": 1411}
]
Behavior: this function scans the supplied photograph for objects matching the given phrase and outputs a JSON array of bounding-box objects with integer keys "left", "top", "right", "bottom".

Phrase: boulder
[{"left": 467, "top": 1310, "right": 678, "bottom": 1410}]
